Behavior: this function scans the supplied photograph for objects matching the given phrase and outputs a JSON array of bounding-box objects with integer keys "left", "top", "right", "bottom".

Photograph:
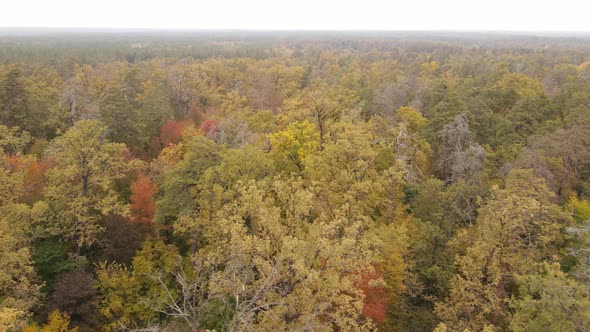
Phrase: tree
[
  {"left": 142, "top": 178, "right": 379, "bottom": 331},
  {"left": 437, "top": 114, "right": 486, "bottom": 184},
  {"left": 96, "top": 241, "right": 190, "bottom": 331},
  {"left": 96, "top": 262, "right": 155, "bottom": 331},
  {"left": 169, "top": 141, "right": 276, "bottom": 257},
  {"left": 199, "top": 119, "right": 218, "bottom": 137},
  {"left": 424, "top": 87, "right": 467, "bottom": 145},
  {"left": 433, "top": 114, "right": 486, "bottom": 226},
  {"left": 269, "top": 120, "right": 320, "bottom": 173},
  {"left": 48, "top": 269, "right": 98, "bottom": 331},
  {"left": 23, "top": 310, "right": 79, "bottom": 332},
  {"left": 0, "top": 153, "right": 43, "bottom": 330},
  {"left": 192, "top": 181, "right": 376, "bottom": 331},
  {"left": 373, "top": 106, "right": 432, "bottom": 183},
  {"left": 100, "top": 214, "right": 153, "bottom": 265},
  {"left": 159, "top": 120, "right": 185, "bottom": 147},
  {"left": 136, "top": 79, "right": 175, "bottom": 149},
  {"left": 410, "top": 178, "right": 457, "bottom": 299},
  {"left": 568, "top": 195, "right": 590, "bottom": 223},
  {"left": 130, "top": 175, "right": 158, "bottom": 223},
  {"left": 0, "top": 66, "right": 29, "bottom": 129},
  {"left": 213, "top": 117, "right": 254, "bottom": 147},
  {"left": 0, "top": 208, "right": 42, "bottom": 330},
  {"left": 518, "top": 122, "right": 590, "bottom": 199},
  {"left": 566, "top": 196, "right": 590, "bottom": 290},
  {"left": 510, "top": 263, "right": 590, "bottom": 332},
  {"left": 154, "top": 134, "right": 221, "bottom": 227},
  {"left": 0, "top": 124, "right": 31, "bottom": 155},
  {"left": 22, "top": 158, "right": 53, "bottom": 205},
  {"left": 59, "top": 65, "right": 94, "bottom": 123},
  {"left": 303, "top": 120, "right": 381, "bottom": 217},
  {"left": 32, "top": 239, "right": 84, "bottom": 294},
  {"left": 44, "top": 120, "right": 139, "bottom": 252},
  {"left": 306, "top": 86, "right": 343, "bottom": 146},
  {"left": 99, "top": 83, "right": 140, "bottom": 148},
  {"left": 435, "top": 170, "right": 571, "bottom": 330},
  {"left": 356, "top": 264, "right": 388, "bottom": 324},
  {"left": 26, "top": 68, "right": 67, "bottom": 138}
]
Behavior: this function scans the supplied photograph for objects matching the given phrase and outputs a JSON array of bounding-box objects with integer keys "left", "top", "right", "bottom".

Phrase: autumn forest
[{"left": 1, "top": 31, "right": 590, "bottom": 331}]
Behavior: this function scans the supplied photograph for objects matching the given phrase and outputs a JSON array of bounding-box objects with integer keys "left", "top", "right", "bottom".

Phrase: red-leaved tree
[
  {"left": 357, "top": 264, "right": 389, "bottom": 324},
  {"left": 199, "top": 119, "right": 218, "bottom": 137},
  {"left": 159, "top": 120, "right": 185, "bottom": 147}
]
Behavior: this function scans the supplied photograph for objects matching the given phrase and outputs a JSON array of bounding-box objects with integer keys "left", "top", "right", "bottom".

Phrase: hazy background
[{"left": 1, "top": 0, "right": 590, "bottom": 31}]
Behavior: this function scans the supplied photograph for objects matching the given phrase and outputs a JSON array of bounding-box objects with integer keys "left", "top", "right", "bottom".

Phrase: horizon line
[{"left": 1, "top": 27, "right": 590, "bottom": 34}]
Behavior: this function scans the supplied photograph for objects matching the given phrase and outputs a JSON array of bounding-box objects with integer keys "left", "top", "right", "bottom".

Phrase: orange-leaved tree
[{"left": 130, "top": 174, "right": 157, "bottom": 223}]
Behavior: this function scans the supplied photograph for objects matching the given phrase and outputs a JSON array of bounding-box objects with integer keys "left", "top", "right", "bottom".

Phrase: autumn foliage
[
  {"left": 1, "top": 154, "right": 53, "bottom": 203},
  {"left": 199, "top": 119, "right": 219, "bottom": 136},
  {"left": 23, "top": 159, "right": 54, "bottom": 203},
  {"left": 357, "top": 264, "right": 389, "bottom": 324},
  {"left": 159, "top": 120, "right": 185, "bottom": 147},
  {"left": 129, "top": 175, "right": 157, "bottom": 223},
  {"left": 3, "top": 33, "right": 590, "bottom": 332},
  {"left": 148, "top": 120, "right": 187, "bottom": 157}
]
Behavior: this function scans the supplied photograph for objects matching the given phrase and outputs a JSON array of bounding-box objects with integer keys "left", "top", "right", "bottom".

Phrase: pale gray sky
[{"left": 2, "top": 0, "right": 589, "bottom": 31}]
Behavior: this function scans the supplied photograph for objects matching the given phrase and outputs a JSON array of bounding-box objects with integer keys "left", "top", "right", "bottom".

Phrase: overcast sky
[{"left": 1, "top": 0, "right": 589, "bottom": 31}]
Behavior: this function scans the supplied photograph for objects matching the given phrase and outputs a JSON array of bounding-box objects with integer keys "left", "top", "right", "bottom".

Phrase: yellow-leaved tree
[
  {"left": 43, "top": 120, "right": 142, "bottom": 252},
  {"left": 435, "top": 169, "right": 572, "bottom": 331}
]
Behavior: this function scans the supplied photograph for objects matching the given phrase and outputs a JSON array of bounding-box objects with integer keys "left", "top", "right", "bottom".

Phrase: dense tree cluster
[{"left": 1, "top": 32, "right": 590, "bottom": 331}]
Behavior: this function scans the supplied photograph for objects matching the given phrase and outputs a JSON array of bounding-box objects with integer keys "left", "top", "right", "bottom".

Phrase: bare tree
[
  {"left": 438, "top": 114, "right": 486, "bottom": 184},
  {"left": 139, "top": 261, "right": 214, "bottom": 332},
  {"left": 60, "top": 76, "right": 95, "bottom": 122}
]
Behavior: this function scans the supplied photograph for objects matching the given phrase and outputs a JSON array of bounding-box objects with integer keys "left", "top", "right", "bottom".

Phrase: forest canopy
[{"left": 1, "top": 30, "right": 590, "bottom": 331}]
